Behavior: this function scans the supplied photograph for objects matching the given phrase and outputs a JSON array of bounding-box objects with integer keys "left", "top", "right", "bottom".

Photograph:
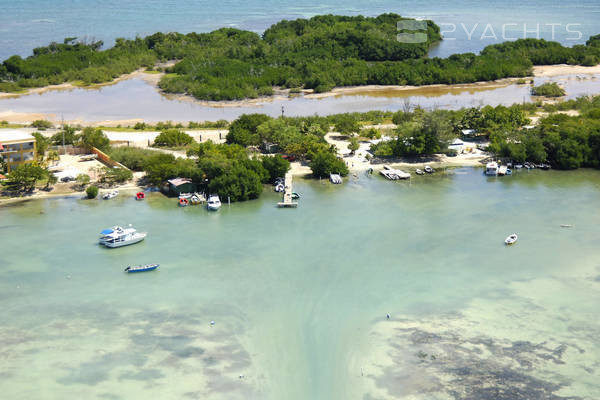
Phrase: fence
[{"left": 91, "top": 147, "right": 129, "bottom": 170}]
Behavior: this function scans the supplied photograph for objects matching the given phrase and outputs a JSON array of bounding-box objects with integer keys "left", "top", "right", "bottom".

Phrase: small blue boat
[{"left": 124, "top": 264, "right": 159, "bottom": 273}]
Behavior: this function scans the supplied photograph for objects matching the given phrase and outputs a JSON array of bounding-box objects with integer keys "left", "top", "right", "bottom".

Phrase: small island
[{"left": 1, "top": 14, "right": 600, "bottom": 101}]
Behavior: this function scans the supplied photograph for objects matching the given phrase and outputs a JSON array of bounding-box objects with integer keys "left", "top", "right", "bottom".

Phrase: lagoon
[
  {"left": 1, "top": 168, "right": 599, "bottom": 399},
  {"left": 2, "top": 74, "right": 600, "bottom": 123}
]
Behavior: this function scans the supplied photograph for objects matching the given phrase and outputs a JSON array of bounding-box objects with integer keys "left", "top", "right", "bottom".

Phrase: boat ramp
[
  {"left": 277, "top": 172, "right": 298, "bottom": 208},
  {"left": 380, "top": 165, "right": 410, "bottom": 180}
]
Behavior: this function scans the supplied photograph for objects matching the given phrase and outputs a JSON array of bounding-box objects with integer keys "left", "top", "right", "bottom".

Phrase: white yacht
[
  {"left": 207, "top": 195, "right": 222, "bottom": 211},
  {"left": 102, "top": 190, "right": 119, "bottom": 200},
  {"left": 99, "top": 225, "right": 146, "bottom": 248},
  {"left": 485, "top": 162, "right": 499, "bottom": 176}
]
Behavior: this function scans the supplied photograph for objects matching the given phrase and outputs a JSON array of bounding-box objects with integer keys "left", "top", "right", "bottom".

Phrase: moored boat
[
  {"left": 498, "top": 165, "right": 508, "bottom": 176},
  {"left": 291, "top": 192, "right": 300, "bottom": 200},
  {"left": 485, "top": 162, "right": 498, "bottom": 176},
  {"left": 415, "top": 169, "right": 424, "bottom": 175},
  {"left": 505, "top": 234, "right": 518, "bottom": 245},
  {"left": 135, "top": 192, "right": 145, "bottom": 200},
  {"left": 178, "top": 198, "right": 189, "bottom": 207},
  {"left": 424, "top": 165, "right": 434, "bottom": 174},
  {"left": 102, "top": 190, "right": 119, "bottom": 200},
  {"left": 207, "top": 195, "right": 221, "bottom": 211},
  {"left": 124, "top": 263, "right": 159, "bottom": 273},
  {"left": 329, "top": 173, "right": 343, "bottom": 184},
  {"left": 190, "top": 194, "right": 202, "bottom": 205},
  {"left": 99, "top": 225, "right": 146, "bottom": 248}
]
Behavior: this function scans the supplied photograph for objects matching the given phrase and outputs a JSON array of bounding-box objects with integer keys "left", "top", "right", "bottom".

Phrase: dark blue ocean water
[{"left": 1, "top": 0, "right": 600, "bottom": 60}]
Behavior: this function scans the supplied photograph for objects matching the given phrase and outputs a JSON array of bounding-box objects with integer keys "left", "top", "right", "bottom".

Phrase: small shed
[{"left": 166, "top": 178, "right": 195, "bottom": 196}]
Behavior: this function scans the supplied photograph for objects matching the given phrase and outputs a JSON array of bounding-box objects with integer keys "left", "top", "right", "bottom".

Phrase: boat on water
[
  {"left": 498, "top": 165, "right": 508, "bottom": 175},
  {"left": 99, "top": 225, "right": 146, "bottom": 248},
  {"left": 505, "top": 234, "right": 518, "bottom": 245},
  {"left": 135, "top": 192, "right": 145, "bottom": 200},
  {"left": 485, "top": 162, "right": 498, "bottom": 176},
  {"left": 415, "top": 169, "right": 424, "bottom": 175},
  {"left": 190, "top": 194, "right": 202, "bottom": 205},
  {"left": 291, "top": 192, "right": 300, "bottom": 200},
  {"left": 424, "top": 165, "right": 434, "bottom": 174},
  {"left": 380, "top": 166, "right": 410, "bottom": 180},
  {"left": 505, "top": 168, "right": 512, "bottom": 175},
  {"left": 274, "top": 183, "right": 284, "bottom": 192},
  {"left": 102, "top": 190, "right": 119, "bottom": 200},
  {"left": 124, "top": 263, "right": 159, "bottom": 273},
  {"left": 178, "top": 193, "right": 193, "bottom": 200},
  {"left": 207, "top": 195, "right": 222, "bottom": 211},
  {"left": 330, "top": 173, "right": 343, "bottom": 184},
  {"left": 178, "top": 198, "right": 189, "bottom": 207}
]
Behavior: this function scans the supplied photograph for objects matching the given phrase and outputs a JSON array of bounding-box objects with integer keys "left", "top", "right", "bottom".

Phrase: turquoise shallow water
[
  {"left": 1, "top": 168, "right": 599, "bottom": 399},
  {"left": 1, "top": 0, "right": 600, "bottom": 60}
]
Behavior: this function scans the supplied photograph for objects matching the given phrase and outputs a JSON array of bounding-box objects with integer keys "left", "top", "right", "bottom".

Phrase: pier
[{"left": 277, "top": 172, "right": 298, "bottom": 208}]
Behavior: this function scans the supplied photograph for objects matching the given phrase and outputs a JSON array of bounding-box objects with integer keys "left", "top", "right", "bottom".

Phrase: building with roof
[
  {"left": 0, "top": 130, "right": 37, "bottom": 172},
  {"left": 165, "top": 178, "right": 196, "bottom": 196}
]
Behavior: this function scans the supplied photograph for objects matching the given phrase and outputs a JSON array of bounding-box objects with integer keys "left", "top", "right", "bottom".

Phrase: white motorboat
[
  {"left": 498, "top": 165, "right": 508, "bottom": 176},
  {"left": 207, "top": 195, "right": 222, "bottom": 211},
  {"left": 274, "top": 183, "right": 285, "bottom": 192},
  {"left": 485, "top": 162, "right": 498, "bottom": 176},
  {"left": 102, "top": 190, "right": 119, "bottom": 200},
  {"left": 329, "top": 173, "right": 343, "bottom": 184},
  {"left": 504, "top": 234, "right": 518, "bottom": 245},
  {"left": 424, "top": 165, "right": 434, "bottom": 174},
  {"left": 415, "top": 169, "right": 424, "bottom": 175},
  {"left": 179, "top": 192, "right": 193, "bottom": 200},
  {"left": 99, "top": 225, "right": 146, "bottom": 248}
]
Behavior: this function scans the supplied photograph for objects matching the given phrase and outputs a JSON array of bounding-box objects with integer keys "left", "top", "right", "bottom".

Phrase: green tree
[
  {"left": 79, "top": 127, "right": 110, "bottom": 151},
  {"left": 100, "top": 167, "right": 133, "bottom": 184},
  {"left": 531, "top": 82, "right": 565, "bottom": 97},
  {"left": 86, "top": 185, "right": 99, "bottom": 199},
  {"left": 3, "top": 163, "right": 47, "bottom": 192},
  {"left": 153, "top": 129, "right": 193, "bottom": 147},
  {"left": 348, "top": 137, "right": 360, "bottom": 154},
  {"left": 32, "top": 132, "right": 50, "bottom": 161},
  {"left": 30, "top": 120, "right": 53, "bottom": 130},
  {"left": 76, "top": 173, "right": 91, "bottom": 186},
  {"left": 334, "top": 115, "right": 360, "bottom": 136},
  {"left": 208, "top": 163, "right": 263, "bottom": 201},
  {"left": 226, "top": 114, "right": 272, "bottom": 146},
  {"left": 51, "top": 125, "right": 78, "bottom": 146},
  {"left": 261, "top": 155, "right": 290, "bottom": 183},
  {"left": 309, "top": 149, "right": 348, "bottom": 178}
]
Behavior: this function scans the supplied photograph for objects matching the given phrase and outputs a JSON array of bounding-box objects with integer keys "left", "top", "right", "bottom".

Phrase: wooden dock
[{"left": 277, "top": 172, "right": 298, "bottom": 208}]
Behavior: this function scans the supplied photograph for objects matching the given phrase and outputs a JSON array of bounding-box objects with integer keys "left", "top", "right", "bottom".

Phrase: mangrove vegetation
[{"left": 1, "top": 14, "right": 600, "bottom": 100}]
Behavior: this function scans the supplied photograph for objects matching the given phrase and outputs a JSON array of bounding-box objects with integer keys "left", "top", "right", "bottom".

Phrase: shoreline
[
  {"left": 0, "top": 182, "right": 144, "bottom": 206},
  {"left": 0, "top": 64, "right": 598, "bottom": 122},
  {"left": 1, "top": 162, "right": 488, "bottom": 206}
]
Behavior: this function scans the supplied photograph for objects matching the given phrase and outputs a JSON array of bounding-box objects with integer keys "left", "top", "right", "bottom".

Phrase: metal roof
[{"left": 0, "top": 130, "right": 35, "bottom": 143}]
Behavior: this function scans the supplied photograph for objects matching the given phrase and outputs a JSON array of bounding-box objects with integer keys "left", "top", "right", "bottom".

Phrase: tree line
[{"left": 2, "top": 15, "right": 599, "bottom": 100}]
